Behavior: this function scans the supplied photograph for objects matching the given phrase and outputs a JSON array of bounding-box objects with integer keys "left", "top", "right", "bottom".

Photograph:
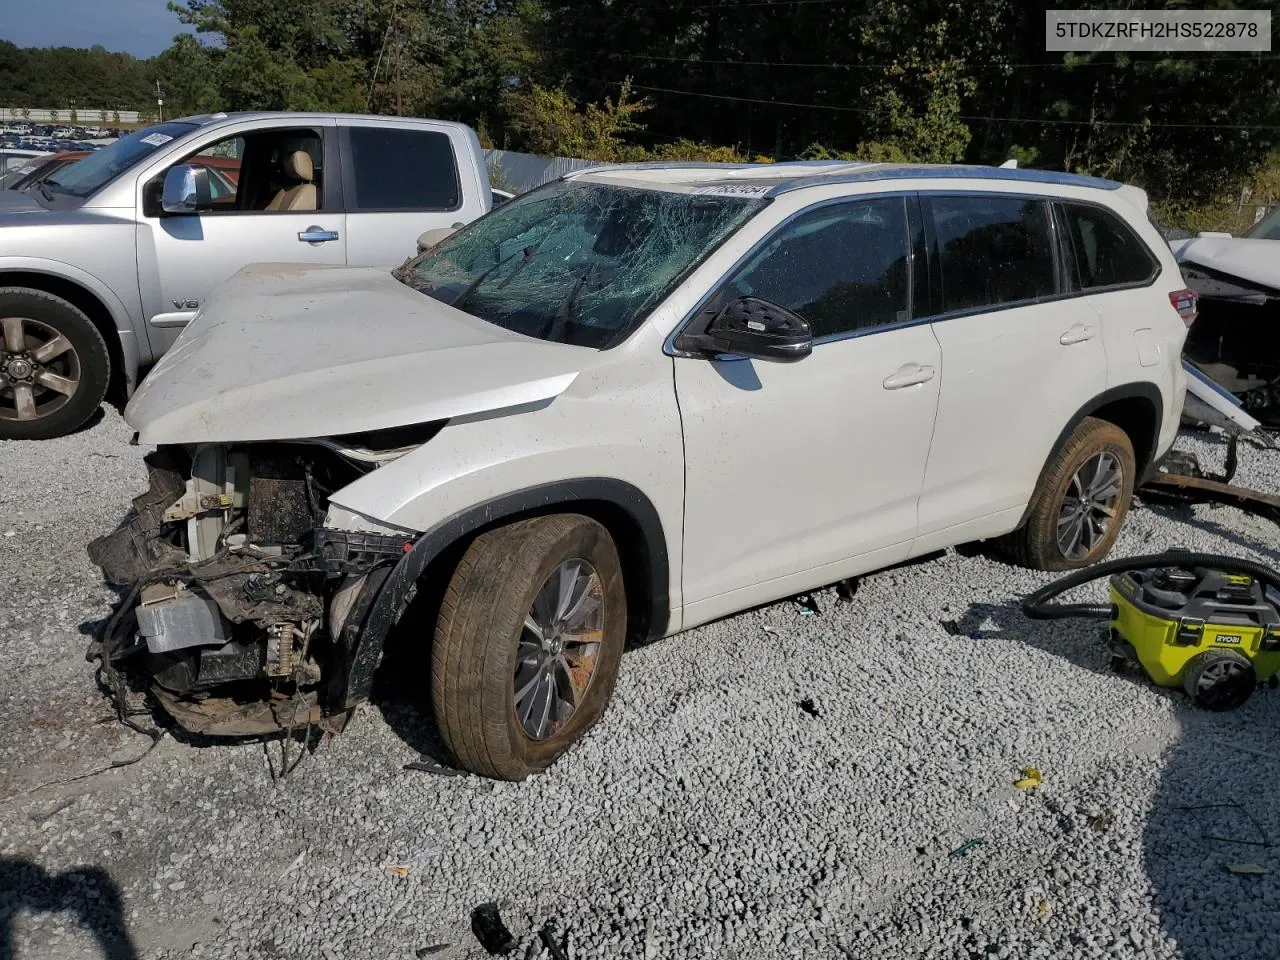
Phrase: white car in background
[{"left": 90, "top": 161, "right": 1191, "bottom": 780}]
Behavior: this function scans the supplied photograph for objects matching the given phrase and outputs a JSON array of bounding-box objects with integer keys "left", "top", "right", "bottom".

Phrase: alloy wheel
[
  {"left": 512, "top": 558, "right": 605, "bottom": 740},
  {"left": 0, "top": 316, "right": 81, "bottom": 423},
  {"left": 1056, "top": 451, "right": 1122, "bottom": 560}
]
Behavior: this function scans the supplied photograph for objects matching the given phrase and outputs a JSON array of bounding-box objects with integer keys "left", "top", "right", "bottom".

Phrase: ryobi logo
[{"left": 1214, "top": 634, "right": 1243, "bottom": 646}]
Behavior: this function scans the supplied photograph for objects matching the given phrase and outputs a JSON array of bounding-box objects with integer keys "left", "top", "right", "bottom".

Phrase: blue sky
[{"left": 3, "top": 0, "right": 194, "bottom": 57}]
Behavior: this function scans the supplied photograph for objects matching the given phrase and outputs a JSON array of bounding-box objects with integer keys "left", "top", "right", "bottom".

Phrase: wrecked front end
[{"left": 87, "top": 443, "right": 416, "bottom": 737}]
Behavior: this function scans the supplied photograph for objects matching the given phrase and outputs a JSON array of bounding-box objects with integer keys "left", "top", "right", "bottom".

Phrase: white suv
[{"left": 88, "top": 161, "right": 1191, "bottom": 780}]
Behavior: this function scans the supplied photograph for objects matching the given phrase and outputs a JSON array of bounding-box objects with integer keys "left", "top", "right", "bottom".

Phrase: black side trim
[
  {"left": 1018, "top": 382, "right": 1164, "bottom": 528},
  {"left": 337, "top": 478, "right": 671, "bottom": 706}
]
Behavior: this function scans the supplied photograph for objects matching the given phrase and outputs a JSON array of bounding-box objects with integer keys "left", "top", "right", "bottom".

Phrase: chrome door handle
[
  {"left": 882, "top": 363, "right": 936, "bottom": 390},
  {"left": 298, "top": 226, "right": 340, "bottom": 243},
  {"left": 1059, "top": 323, "right": 1096, "bottom": 345}
]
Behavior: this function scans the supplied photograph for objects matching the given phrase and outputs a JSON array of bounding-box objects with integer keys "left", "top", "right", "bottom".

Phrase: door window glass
[
  {"left": 927, "top": 195, "right": 1056, "bottom": 312},
  {"left": 1060, "top": 202, "right": 1158, "bottom": 288},
  {"left": 348, "top": 127, "right": 460, "bottom": 211},
  {"left": 167, "top": 128, "right": 322, "bottom": 213},
  {"left": 723, "top": 197, "right": 911, "bottom": 338}
]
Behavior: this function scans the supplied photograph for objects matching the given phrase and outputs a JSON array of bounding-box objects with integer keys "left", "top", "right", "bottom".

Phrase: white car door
[
  {"left": 136, "top": 122, "right": 346, "bottom": 353},
  {"left": 675, "top": 195, "right": 942, "bottom": 628},
  {"left": 337, "top": 120, "right": 487, "bottom": 266},
  {"left": 911, "top": 192, "right": 1108, "bottom": 554}
]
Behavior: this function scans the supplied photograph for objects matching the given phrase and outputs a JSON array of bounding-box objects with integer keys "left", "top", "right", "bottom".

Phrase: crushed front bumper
[{"left": 87, "top": 446, "right": 414, "bottom": 737}]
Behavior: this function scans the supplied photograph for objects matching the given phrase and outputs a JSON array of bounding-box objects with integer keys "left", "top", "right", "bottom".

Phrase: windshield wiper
[
  {"left": 544, "top": 263, "right": 598, "bottom": 342},
  {"left": 37, "top": 179, "right": 57, "bottom": 202}
]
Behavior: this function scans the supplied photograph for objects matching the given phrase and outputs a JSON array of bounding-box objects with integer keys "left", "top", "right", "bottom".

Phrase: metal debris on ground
[
  {"left": 383, "top": 846, "right": 442, "bottom": 877},
  {"left": 404, "top": 756, "right": 469, "bottom": 777},
  {"left": 1225, "top": 863, "right": 1267, "bottom": 875},
  {"left": 1013, "top": 767, "right": 1043, "bottom": 790},
  {"left": 471, "top": 902, "right": 518, "bottom": 956},
  {"left": 948, "top": 839, "right": 984, "bottom": 858},
  {"left": 538, "top": 921, "right": 570, "bottom": 960},
  {"left": 795, "top": 593, "right": 821, "bottom": 617}
]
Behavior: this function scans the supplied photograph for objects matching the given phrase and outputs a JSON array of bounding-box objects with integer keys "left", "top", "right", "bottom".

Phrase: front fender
[
  {"left": 0, "top": 255, "right": 145, "bottom": 391},
  {"left": 334, "top": 478, "right": 671, "bottom": 707}
]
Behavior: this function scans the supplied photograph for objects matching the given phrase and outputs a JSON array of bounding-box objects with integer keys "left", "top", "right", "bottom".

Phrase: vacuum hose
[{"left": 1020, "top": 551, "right": 1280, "bottom": 621}]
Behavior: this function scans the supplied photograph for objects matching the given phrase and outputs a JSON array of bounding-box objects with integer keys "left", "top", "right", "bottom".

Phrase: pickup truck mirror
[
  {"left": 416, "top": 225, "right": 462, "bottom": 254},
  {"left": 161, "top": 164, "right": 212, "bottom": 215},
  {"left": 675, "top": 296, "right": 813, "bottom": 363}
]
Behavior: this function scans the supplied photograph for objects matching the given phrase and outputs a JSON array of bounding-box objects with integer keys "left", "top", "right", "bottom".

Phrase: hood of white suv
[{"left": 126, "top": 264, "right": 591, "bottom": 444}]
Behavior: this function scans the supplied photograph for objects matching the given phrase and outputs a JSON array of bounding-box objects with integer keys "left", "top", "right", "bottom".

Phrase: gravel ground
[{"left": 2, "top": 409, "right": 1279, "bottom": 960}]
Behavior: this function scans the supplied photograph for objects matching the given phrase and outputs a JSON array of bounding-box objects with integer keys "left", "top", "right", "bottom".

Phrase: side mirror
[
  {"left": 676, "top": 296, "right": 813, "bottom": 363},
  {"left": 161, "top": 164, "right": 211, "bottom": 215},
  {"left": 417, "top": 225, "right": 458, "bottom": 254}
]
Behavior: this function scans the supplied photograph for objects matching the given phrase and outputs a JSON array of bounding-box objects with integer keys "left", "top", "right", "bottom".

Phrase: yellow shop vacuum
[{"left": 1022, "top": 551, "right": 1280, "bottom": 710}]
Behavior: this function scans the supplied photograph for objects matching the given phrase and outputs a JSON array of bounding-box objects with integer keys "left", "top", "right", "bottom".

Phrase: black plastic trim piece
[{"left": 338, "top": 478, "right": 671, "bottom": 705}]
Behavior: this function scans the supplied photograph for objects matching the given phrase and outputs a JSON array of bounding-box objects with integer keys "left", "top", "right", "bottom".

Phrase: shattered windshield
[
  {"left": 404, "top": 180, "right": 767, "bottom": 349},
  {"left": 1245, "top": 206, "right": 1280, "bottom": 240}
]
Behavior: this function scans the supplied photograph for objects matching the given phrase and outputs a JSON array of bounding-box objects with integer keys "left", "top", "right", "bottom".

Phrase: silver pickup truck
[{"left": 0, "top": 111, "right": 492, "bottom": 439}]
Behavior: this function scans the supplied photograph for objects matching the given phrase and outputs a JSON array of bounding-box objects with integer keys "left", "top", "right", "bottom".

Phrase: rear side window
[
  {"left": 1060, "top": 203, "right": 1158, "bottom": 289},
  {"left": 927, "top": 195, "right": 1056, "bottom": 313},
  {"left": 347, "top": 126, "right": 460, "bottom": 211},
  {"left": 722, "top": 196, "right": 911, "bottom": 338}
]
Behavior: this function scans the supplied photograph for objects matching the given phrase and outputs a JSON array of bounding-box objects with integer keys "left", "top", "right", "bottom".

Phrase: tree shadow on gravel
[
  {"left": 0, "top": 857, "right": 136, "bottom": 960},
  {"left": 953, "top": 599, "right": 1280, "bottom": 954},
  {"left": 1142, "top": 701, "right": 1280, "bottom": 956}
]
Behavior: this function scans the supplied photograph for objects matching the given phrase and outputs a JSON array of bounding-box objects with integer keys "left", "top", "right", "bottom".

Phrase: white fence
[{"left": 0, "top": 107, "right": 141, "bottom": 124}]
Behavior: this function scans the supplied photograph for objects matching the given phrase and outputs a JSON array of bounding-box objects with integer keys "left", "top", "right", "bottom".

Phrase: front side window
[
  {"left": 404, "top": 180, "right": 765, "bottom": 349},
  {"left": 721, "top": 197, "right": 911, "bottom": 338},
  {"left": 1060, "top": 202, "right": 1157, "bottom": 289},
  {"left": 159, "top": 128, "right": 322, "bottom": 214},
  {"left": 348, "top": 127, "right": 460, "bottom": 211},
  {"left": 47, "top": 121, "right": 199, "bottom": 199},
  {"left": 928, "top": 195, "right": 1056, "bottom": 313}
]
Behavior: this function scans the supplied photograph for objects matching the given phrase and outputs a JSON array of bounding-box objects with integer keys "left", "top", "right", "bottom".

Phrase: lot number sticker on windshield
[{"left": 139, "top": 133, "right": 174, "bottom": 147}]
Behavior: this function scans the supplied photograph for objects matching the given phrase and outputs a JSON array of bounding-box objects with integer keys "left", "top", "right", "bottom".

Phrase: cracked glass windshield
[{"left": 403, "top": 179, "right": 766, "bottom": 349}]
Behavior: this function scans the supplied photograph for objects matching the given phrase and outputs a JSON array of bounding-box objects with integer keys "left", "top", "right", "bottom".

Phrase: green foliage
[{"left": 503, "top": 80, "right": 648, "bottom": 162}]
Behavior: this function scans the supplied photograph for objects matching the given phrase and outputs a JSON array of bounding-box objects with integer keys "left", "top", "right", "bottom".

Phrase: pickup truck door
[
  {"left": 336, "top": 119, "right": 489, "bottom": 267},
  {"left": 136, "top": 121, "right": 346, "bottom": 353}
]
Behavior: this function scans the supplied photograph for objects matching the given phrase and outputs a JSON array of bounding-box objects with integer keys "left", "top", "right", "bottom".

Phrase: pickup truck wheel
[
  {"left": 431, "top": 514, "right": 627, "bottom": 780},
  {"left": 994, "top": 416, "right": 1135, "bottom": 571},
  {"left": 0, "top": 287, "right": 110, "bottom": 440}
]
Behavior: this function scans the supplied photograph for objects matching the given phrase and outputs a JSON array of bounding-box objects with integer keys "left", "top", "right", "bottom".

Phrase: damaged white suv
[{"left": 88, "top": 161, "right": 1191, "bottom": 779}]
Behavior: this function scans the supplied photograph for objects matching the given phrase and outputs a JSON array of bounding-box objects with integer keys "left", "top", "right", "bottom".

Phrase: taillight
[{"left": 1169, "top": 288, "right": 1198, "bottom": 327}]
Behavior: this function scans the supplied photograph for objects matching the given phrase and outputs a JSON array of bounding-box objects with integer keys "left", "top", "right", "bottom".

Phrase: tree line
[{"left": 2, "top": 0, "right": 1278, "bottom": 228}]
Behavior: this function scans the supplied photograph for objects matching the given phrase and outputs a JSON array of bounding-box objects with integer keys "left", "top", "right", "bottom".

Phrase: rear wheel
[
  {"left": 431, "top": 514, "right": 627, "bottom": 780},
  {"left": 994, "top": 417, "right": 1136, "bottom": 571},
  {"left": 0, "top": 287, "right": 110, "bottom": 440}
]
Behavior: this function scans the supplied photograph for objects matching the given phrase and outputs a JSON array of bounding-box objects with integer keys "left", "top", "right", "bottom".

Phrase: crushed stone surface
[{"left": 2, "top": 409, "right": 1279, "bottom": 959}]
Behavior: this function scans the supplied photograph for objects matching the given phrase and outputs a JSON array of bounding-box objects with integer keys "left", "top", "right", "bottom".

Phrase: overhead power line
[
  {"left": 617, "top": 51, "right": 1279, "bottom": 71},
  {"left": 602, "top": 78, "right": 1280, "bottom": 131}
]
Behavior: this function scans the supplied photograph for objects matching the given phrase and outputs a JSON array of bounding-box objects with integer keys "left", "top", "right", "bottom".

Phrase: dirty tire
[
  {"left": 0, "top": 287, "right": 110, "bottom": 440},
  {"left": 994, "top": 416, "right": 1135, "bottom": 571},
  {"left": 431, "top": 514, "right": 627, "bottom": 780}
]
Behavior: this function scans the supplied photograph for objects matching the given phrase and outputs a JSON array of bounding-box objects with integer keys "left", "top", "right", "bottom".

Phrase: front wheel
[
  {"left": 431, "top": 514, "right": 627, "bottom": 780},
  {"left": 0, "top": 287, "right": 110, "bottom": 440},
  {"left": 994, "top": 416, "right": 1136, "bottom": 571}
]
